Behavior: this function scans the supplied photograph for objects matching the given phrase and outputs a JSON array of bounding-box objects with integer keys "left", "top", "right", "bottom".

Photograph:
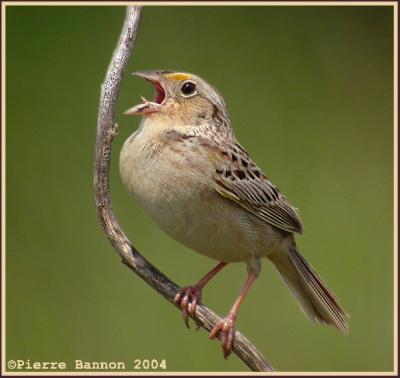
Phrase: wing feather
[
  {"left": 164, "top": 131, "right": 303, "bottom": 234},
  {"left": 210, "top": 142, "right": 303, "bottom": 234}
]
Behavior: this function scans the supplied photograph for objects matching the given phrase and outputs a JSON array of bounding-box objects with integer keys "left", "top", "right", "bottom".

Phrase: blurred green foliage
[{"left": 6, "top": 5, "right": 394, "bottom": 372}]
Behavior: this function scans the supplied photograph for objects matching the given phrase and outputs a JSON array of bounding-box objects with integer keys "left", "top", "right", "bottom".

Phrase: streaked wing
[{"left": 209, "top": 141, "right": 303, "bottom": 234}]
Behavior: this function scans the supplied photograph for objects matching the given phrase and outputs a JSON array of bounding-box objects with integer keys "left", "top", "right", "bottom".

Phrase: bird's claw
[
  {"left": 209, "top": 314, "right": 236, "bottom": 359},
  {"left": 174, "top": 286, "right": 202, "bottom": 329}
]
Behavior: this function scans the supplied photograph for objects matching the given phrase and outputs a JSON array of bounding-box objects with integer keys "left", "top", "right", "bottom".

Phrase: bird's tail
[{"left": 268, "top": 246, "right": 349, "bottom": 333}]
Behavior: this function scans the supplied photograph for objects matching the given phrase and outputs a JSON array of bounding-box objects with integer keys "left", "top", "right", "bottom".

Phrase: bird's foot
[
  {"left": 209, "top": 313, "right": 236, "bottom": 359},
  {"left": 174, "top": 286, "right": 202, "bottom": 329}
]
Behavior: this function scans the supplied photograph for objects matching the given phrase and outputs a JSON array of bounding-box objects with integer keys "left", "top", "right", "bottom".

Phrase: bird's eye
[{"left": 180, "top": 81, "right": 197, "bottom": 97}]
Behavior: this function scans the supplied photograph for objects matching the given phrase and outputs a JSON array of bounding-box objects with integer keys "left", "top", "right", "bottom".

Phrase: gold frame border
[{"left": 1, "top": 1, "right": 397, "bottom": 375}]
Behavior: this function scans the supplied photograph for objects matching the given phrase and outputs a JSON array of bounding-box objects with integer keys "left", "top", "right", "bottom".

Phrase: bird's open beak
[{"left": 124, "top": 71, "right": 167, "bottom": 116}]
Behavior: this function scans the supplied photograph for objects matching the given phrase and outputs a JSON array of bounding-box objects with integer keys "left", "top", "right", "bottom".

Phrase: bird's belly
[
  {"left": 138, "top": 177, "right": 253, "bottom": 262},
  {"left": 121, "top": 156, "right": 254, "bottom": 261},
  {"left": 151, "top": 192, "right": 257, "bottom": 262}
]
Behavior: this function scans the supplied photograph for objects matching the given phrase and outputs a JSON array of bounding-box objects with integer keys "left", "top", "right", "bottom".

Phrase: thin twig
[{"left": 94, "top": 6, "right": 274, "bottom": 372}]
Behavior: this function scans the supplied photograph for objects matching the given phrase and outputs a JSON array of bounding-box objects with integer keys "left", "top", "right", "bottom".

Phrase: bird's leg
[
  {"left": 174, "top": 261, "right": 227, "bottom": 329},
  {"left": 209, "top": 269, "right": 259, "bottom": 359}
]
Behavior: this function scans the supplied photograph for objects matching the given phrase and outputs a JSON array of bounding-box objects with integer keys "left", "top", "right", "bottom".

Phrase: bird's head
[{"left": 124, "top": 70, "right": 230, "bottom": 127}]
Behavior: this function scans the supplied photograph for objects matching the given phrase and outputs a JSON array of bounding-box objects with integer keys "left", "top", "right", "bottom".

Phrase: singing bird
[{"left": 120, "top": 70, "right": 349, "bottom": 358}]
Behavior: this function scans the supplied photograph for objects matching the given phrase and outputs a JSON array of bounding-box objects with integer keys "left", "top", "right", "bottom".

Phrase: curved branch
[{"left": 94, "top": 6, "right": 274, "bottom": 372}]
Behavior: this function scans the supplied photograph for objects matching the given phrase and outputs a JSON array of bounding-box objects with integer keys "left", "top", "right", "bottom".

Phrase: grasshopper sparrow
[{"left": 120, "top": 70, "right": 349, "bottom": 358}]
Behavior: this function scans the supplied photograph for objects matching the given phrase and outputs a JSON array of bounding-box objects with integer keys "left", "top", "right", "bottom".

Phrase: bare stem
[{"left": 94, "top": 6, "right": 274, "bottom": 372}]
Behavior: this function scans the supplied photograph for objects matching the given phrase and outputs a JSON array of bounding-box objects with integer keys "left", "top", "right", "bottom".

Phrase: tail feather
[{"left": 269, "top": 246, "right": 349, "bottom": 333}]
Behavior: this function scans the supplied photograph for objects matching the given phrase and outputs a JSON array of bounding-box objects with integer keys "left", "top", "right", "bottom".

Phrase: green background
[{"left": 6, "top": 5, "right": 394, "bottom": 372}]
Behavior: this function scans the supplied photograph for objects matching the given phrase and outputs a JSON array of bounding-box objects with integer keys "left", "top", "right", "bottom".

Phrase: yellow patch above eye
[{"left": 166, "top": 73, "right": 192, "bottom": 81}]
